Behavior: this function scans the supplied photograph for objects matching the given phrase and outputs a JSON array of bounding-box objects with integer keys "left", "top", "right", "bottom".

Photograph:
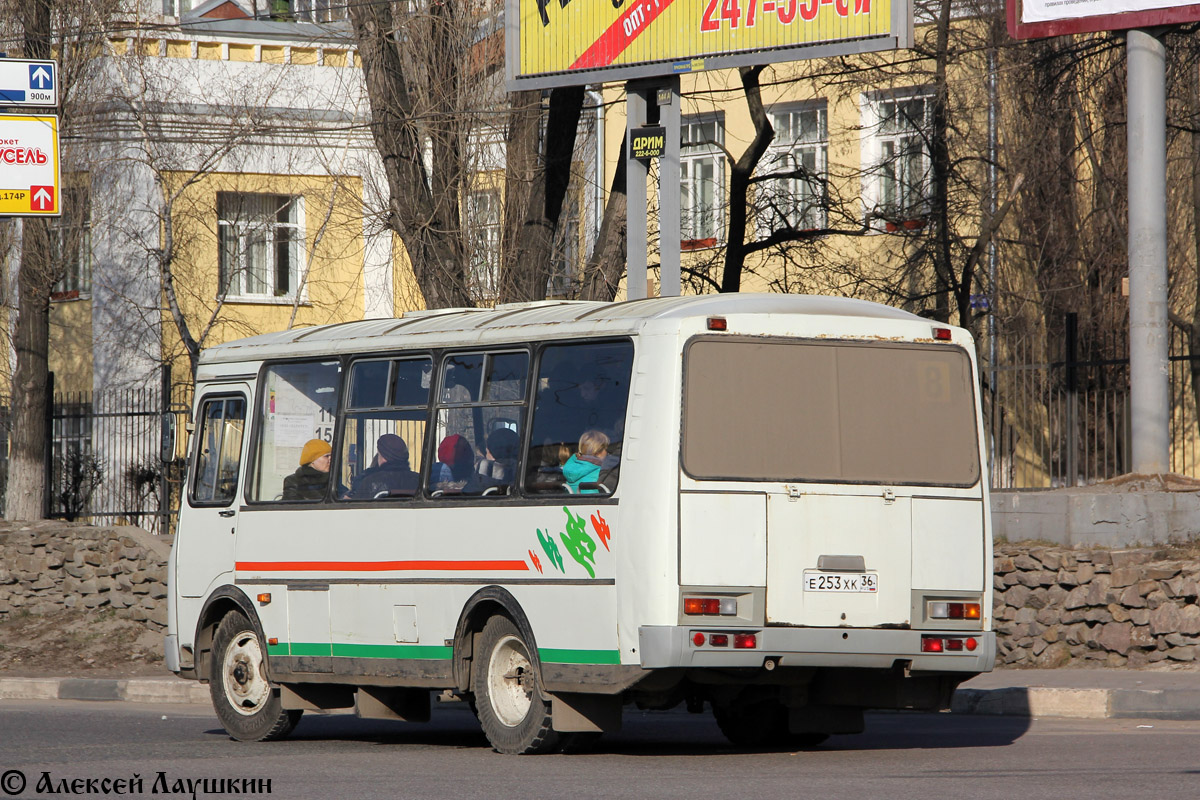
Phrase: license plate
[{"left": 802, "top": 571, "right": 878, "bottom": 593}]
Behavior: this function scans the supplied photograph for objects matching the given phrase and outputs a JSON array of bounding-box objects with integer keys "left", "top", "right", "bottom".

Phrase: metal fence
[
  {"left": 983, "top": 313, "right": 1200, "bottom": 489},
  {"left": 0, "top": 369, "right": 191, "bottom": 534}
]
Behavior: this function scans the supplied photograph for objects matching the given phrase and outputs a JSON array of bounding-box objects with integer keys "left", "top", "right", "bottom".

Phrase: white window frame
[
  {"left": 757, "top": 102, "right": 828, "bottom": 237},
  {"left": 289, "top": 0, "right": 348, "bottom": 23},
  {"left": 217, "top": 192, "right": 305, "bottom": 303},
  {"left": 861, "top": 89, "right": 934, "bottom": 230},
  {"left": 680, "top": 115, "right": 725, "bottom": 247},
  {"left": 466, "top": 188, "right": 501, "bottom": 300}
]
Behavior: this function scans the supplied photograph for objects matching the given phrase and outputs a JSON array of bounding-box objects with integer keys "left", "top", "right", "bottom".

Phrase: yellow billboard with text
[{"left": 510, "top": 0, "right": 908, "bottom": 87}]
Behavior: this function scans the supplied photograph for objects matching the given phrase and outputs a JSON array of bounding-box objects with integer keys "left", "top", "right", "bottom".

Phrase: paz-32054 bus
[{"left": 165, "top": 294, "right": 994, "bottom": 754}]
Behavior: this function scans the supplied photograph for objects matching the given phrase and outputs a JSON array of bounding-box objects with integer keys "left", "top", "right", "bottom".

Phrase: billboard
[
  {"left": 1009, "top": 0, "right": 1200, "bottom": 39},
  {"left": 507, "top": 0, "right": 913, "bottom": 88},
  {"left": 0, "top": 114, "right": 60, "bottom": 217}
]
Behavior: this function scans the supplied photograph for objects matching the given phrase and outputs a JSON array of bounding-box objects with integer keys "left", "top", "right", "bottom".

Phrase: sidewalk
[{"left": 1, "top": 669, "right": 1198, "bottom": 720}]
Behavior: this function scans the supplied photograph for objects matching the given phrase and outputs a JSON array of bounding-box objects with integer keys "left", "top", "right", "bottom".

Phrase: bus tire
[
  {"left": 474, "top": 615, "right": 561, "bottom": 755},
  {"left": 210, "top": 610, "right": 301, "bottom": 742}
]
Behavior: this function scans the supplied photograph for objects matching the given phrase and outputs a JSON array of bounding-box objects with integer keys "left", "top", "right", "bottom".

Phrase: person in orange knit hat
[{"left": 282, "top": 438, "right": 331, "bottom": 501}]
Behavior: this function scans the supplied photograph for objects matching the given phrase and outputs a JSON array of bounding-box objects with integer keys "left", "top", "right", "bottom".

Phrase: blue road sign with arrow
[{"left": 0, "top": 59, "right": 58, "bottom": 107}]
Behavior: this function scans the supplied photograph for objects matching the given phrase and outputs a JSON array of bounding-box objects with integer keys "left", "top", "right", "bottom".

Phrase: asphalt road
[{"left": 0, "top": 700, "right": 1198, "bottom": 799}]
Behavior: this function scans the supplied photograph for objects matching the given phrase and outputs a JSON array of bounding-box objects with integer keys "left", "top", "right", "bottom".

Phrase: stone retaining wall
[
  {"left": 994, "top": 545, "right": 1200, "bottom": 667},
  {"left": 0, "top": 521, "right": 170, "bottom": 632}
]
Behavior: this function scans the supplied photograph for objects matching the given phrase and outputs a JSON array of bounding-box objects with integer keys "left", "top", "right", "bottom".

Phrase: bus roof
[{"left": 198, "top": 294, "right": 929, "bottom": 367}]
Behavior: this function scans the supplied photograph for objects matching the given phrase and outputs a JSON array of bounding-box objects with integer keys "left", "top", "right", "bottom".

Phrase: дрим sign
[
  {"left": 0, "top": 115, "right": 60, "bottom": 217},
  {"left": 630, "top": 126, "right": 666, "bottom": 161}
]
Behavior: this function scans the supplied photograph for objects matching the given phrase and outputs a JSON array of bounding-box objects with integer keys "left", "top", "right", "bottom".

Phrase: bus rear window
[{"left": 683, "top": 339, "right": 980, "bottom": 486}]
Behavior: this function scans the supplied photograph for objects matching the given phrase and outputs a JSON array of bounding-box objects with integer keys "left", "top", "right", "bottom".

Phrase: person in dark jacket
[
  {"left": 352, "top": 433, "right": 419, "bottom": 499},
  {"left": 282, "top": 439, "right": 331, "bottom": 501}
]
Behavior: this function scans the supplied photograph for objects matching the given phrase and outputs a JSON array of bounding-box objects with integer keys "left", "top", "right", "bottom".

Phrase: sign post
[{"left": 0, "top": 114, "right": 61, "bottom": 217}]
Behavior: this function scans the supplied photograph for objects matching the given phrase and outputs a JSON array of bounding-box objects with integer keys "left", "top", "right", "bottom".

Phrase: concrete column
[{"left": 1126, "top": 29, "right": 1170, "bottom": 474}]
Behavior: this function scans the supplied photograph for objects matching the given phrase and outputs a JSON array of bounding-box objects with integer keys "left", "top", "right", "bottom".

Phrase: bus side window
[
  {"left": 429, "top": 350, "right": 528, "bottom": 498},
  {"left": 524, "top": 341, "right": 633, "bottom": 495},
  {"left": 339, "top": 357, "right": 430, "bottom": 501},
  {"left": 249, "top": 360, "right": 342, "bottom": 503},
  {"left": 191, "top": 396, "right": 246, "bottom": 506}
]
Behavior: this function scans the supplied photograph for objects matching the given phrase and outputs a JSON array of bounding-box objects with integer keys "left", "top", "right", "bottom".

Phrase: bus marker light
[
  {"left": 733, "top": 633, "right": 757, "bottom": 649},
  {"left": 933, "top": 327, "right": 952, "bottom": 340},
  {"left": 707, "top": 317, "right": 728, "bottom": 331},
  {"left": 685, "top": 598, "right": 719, "bottom": 615},
  {"left": 920, "top": 636, "right": 944, "bottom": 652},
  {"left": 267, "top": 638, "right": 278, "bottom": 646},
  {"left": 709, "top": 634, "right": 729, "bottom": 647},
  {"left": 964, "top": 603, "right": 981, "bottom": 619},
  {"left": 693, "top": 632, "right": 706, "bottom": 647},
  {"left": 257, "top": 593, "right": 271, "bottom": 605},
  {"left": 966, "top": 637, "right": 978, "bottom": 651},
  {"left": 945, "top": 638, "right": 964, "bottom": 651}
]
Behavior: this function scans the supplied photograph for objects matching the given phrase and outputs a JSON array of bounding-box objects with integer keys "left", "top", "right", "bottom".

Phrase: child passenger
[{"left": 562, "top": 429, "right": 608, "bottom": 494}]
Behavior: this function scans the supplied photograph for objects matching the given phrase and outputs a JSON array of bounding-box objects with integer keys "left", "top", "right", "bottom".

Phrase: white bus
[{"left": 166, "top": 294, "right": 994, "bottom": 754}]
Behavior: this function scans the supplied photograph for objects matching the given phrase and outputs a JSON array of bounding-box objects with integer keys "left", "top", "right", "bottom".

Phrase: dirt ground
[{"left": 0, "top": 609, "right": 166, "bottom": 678}]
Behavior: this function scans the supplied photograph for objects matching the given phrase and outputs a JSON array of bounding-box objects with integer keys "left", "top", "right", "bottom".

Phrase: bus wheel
[
  {"left": 474, "top": 615, "right": 561, "bottom": 754},
  {"left": 210, "top": 610, "right": 301, "bottom": 742},
  {"left": 713, "top": 699, "right": 827, "bottom": 749}
]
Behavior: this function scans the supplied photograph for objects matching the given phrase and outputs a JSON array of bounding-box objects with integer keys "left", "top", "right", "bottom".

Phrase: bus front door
[{"left": 175, "top": 388, "right": 250, "bottom": 599}]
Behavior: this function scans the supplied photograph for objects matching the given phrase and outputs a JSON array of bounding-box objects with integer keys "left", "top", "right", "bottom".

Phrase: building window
[
  {"left": 548, "top": 190, "right": 580, "bottom": 297},
  {"left": 757, "top": 104, "right": 827, "bottom": 235},
  {"left": 217, "top": 193, "right": 302, "bottom": 299},
  {"left": 467, "top": 189, "right": 501, "bottom": 300},
  {"left": 866, "top": 91, "right": 932, "bottom": 226},
  {"left": 680, "top": 116, "right": 724, "bottom": 247},
  {"left": 287, "top": 0, "right": 347, "bottom": 23},
  {"left": 52, "top": 185, "right": 91, "bottom": 299},
  {"left": 162, "top": 0, "right": 191, "bottom": 16}
]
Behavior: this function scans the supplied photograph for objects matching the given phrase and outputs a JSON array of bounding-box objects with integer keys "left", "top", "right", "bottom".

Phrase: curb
[
  {"left": 0, "top": 677, "right": 208, "bottom": 705},
  {"left": 951, "top": 687, "right": 1200, "bottom": 720}
]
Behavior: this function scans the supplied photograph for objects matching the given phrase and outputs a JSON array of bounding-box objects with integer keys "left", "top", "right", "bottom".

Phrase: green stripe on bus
[
  {"left": 271, "top": 642, "right": 452, "bottom": 660},
  {"left": 538, "top": 648, "right": 621, "bottom": 665}
]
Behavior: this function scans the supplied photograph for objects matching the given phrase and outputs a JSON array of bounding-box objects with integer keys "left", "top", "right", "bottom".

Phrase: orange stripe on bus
[{"left": 236, "top": 560, "right": 530, "bottom": 572}]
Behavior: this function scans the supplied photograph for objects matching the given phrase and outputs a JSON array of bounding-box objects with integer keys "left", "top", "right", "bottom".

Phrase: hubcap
[
  {"left": 221, "top": 630, "right": 270, "bottom": 716},
  {"left": 488, "top": 634, "right": 533, "bottom": 727}
]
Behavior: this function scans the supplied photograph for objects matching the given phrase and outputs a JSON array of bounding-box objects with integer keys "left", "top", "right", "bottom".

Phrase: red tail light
[
  {"left": 709, "top": 634, "right": 729, "bottom": 647},
  {"left": 933, "top": 327, "right": 952, "bottom": 341},
  {"left": 733, "top": 633, "right": 757, "bottom": 649},
  {"left": 921, "top": 636, "right": 944, "bottom": 653}
]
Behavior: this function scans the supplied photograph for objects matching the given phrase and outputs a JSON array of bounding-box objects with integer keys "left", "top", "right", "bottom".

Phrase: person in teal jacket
[{"left": 562, "top": 429, "right": 608, "bottom": 494}]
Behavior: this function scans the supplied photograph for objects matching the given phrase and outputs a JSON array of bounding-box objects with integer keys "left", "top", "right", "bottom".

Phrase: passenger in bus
[
  {"left": 477, "top": 427, "right": 519, "bottom": 490},
  {"left": 352, "top": 433, "right": 419, "bottom": 499},
  {"left": 563, "top": 430, "right": 609, "bottom": 494},
  {"left": 432, "top": 433, "right": 477, "bottom": 493},
  {"left": 282, "top": 439, "right": 331, "bottom": 501}
]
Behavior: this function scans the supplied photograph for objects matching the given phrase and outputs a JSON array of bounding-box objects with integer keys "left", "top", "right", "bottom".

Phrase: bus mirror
[{"left": 161, "top": 412, "right": 177, "bottom": 463}]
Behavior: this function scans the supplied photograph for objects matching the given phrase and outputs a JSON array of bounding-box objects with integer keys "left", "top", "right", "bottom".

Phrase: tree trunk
[
  {"left": 930, "top": 0, "right": 959, "bottom": 326},
  {"left": 722, "top": 66, "right": 773, "bottom": 294},
  {"left": 1190, "top": 69, "right": 1200, "bottom": 434},
  {"left": 6, "top": 219, "right": 53, "bottom": 520},
  {"left": 348, "top": 0, "right": 472, "bottom": 308},
  {"left": 578, "top": 139, "right": 628, "bottom": 302},
  {"left": 500, "top": 87, "right": 584, "bottom": 303}
]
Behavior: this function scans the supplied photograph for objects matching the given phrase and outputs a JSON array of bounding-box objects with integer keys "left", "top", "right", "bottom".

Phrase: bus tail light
[
  {"left": 709, "top": 634, "right": 729, "bottom": 647},
  {"left": 929, "top": 602, "right": 980, "bottom": 620},
  {"left": 733, "top": 633, "right": 757, "bottom": 649},
  {"left": 684, "top": 597, "right": 737, "bottom": 616},
  {"left": 922, "top": 635, "right": 979, "bottom": 652}
]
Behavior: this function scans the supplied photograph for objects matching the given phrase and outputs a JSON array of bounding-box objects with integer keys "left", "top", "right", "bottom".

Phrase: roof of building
[{"left": 198, "top": 293, "right": 931, "bottom": 367}]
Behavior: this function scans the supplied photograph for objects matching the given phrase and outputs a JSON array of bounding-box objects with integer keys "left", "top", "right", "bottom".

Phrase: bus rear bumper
[{"left": 638, "top": 625, "right": 995, "bottom": 674}]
